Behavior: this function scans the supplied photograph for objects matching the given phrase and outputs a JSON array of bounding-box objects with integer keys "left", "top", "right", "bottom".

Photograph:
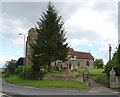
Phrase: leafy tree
[
  {"left": 95, "top": 59, "right": 104, "bottom": 69},
  {"left": 105, "top": 44, "right": 120, "bottom": 76},
  {"left": 4, "top": 59, "right": 17, "bottom": 75},
  {"left": 31, "top": 2, "right": 68, "bottom": 72}
]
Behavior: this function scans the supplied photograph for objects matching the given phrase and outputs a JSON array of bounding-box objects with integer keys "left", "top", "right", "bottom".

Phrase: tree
[
  {"left": 105, "top": 44, "right": 120, "bottom": 76},
  {"left": 95, "top": 59, "right": 104, "bottom": 69},
  {"left": 31, "top": 2, "right": 68, "bottom": 72},
  {"left": 16, "top": 57, "right": 24, "bottom": 66},
  {"left": 4, "top": 59, "right": 17, "bottom": 75},
  {"left": 117, "top": 44, "right": 120, "bottom": 64}
]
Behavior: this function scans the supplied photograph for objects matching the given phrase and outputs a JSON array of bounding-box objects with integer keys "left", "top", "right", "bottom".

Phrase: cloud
[
  {"left": 2, "top": 13, "right": 29, "bottom": 47},
  {"left": 1, "top": 1, "right": 118, "bottom": 67},
  {"left": 0, "top": 55, "right": 20, "bottom": 68},
  {"left": 98, "top": 38, "right": 118, "bottom": 64},
  {"left": 65, "top": 8, "right": 117, "bottom": 41},
  {"left": 67, "top": 38, "right": 95, "bottom": 47}
]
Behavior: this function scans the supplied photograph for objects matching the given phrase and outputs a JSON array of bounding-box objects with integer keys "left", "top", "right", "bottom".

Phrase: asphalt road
[{"left": 0, "top": 79, "right": 119, "bottom": 97}]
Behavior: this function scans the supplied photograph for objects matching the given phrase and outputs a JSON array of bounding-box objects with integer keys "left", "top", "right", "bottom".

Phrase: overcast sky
[{"left": 0, "top": 0, "right": 119, "bottom": 68}]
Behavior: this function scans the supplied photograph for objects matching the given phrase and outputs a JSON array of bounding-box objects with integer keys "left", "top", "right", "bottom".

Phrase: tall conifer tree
[
  {"left": 31, "top": 2, "right": 68, "bottom": 72},
  {"left": 117, "top": 44, "right": 120, "bottom": 64}
]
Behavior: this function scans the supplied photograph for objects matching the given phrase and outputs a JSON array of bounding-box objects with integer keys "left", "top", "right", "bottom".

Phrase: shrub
[
  {"left": 15, "top": 66, "right": 47, "bottom": 80},
  {"left": 39, "top": 68, "right": 47, "bottom": 80},
  {"left": 15, "top": 66, "right": 23, "bottom": 74}
]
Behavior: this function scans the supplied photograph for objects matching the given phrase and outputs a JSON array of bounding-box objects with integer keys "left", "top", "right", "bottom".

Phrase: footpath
[{"left": 89, "top": 79, "right": 120, "bottom": 93}]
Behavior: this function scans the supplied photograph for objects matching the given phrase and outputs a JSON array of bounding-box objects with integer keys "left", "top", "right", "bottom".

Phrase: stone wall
[
  {"left": 109, "top": 68, "right": 120, "bottom": 89},
  {"left": 43, "top": 74, "right": 83, "bottom": 83},
  {"left": 43, "top": 69, "right": 90, "bottom": 86}
]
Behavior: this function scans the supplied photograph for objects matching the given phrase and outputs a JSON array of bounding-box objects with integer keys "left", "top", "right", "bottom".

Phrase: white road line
[
  {"left": 0, "top": 92, "right": 12, "bottom": 97},
  {"left": 22, "top": 86, "right": 39, "bottom": 89},
  {"left": 113, "top": 92, "right": 119, "bottom": 93},
  {"left": 89, "top": 91, "right": 100, "bottom": 93}
]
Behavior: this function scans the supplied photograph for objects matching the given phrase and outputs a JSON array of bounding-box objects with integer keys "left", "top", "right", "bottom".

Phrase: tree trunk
[{"left": 48, "top": 62, "right": 51, "bottom": 72}]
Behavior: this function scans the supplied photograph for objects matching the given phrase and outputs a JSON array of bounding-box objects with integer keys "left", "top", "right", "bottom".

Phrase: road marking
[
  {"left": 0, "top": 92, "right": 12, "bottom": 97},
  {"left": 89, "top": 91, "right": 100, "bottom": 93},
  {"left": 22, "top": 86, "right": 39, "bottom": 89},
  {"left": 113, "top": 92, "right": 119, "bottom": 93}
]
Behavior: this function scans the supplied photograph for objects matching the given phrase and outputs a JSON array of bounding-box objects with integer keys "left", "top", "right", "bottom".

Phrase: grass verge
[{"left": 4, "top": 75, "right": 90, "bottom": 90}]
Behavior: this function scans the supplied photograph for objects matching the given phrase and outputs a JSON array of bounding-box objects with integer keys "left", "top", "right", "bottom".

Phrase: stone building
[
  {"left": 67, "top": 48, "right": 94, "bottom": 69},
  {"left": 25, "top": 28, "right": 95, "bottom": 69},
  {"left": 51, "top": 48, "right": 95, "bottom": 70},
  {"left": 25, "top": 28, "right": 38, "bottom": 66}
]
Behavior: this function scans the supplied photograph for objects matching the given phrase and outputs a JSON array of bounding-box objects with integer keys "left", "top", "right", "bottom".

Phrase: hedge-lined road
[{"left": 1, "top": 79, "right": 119, "bottom": 96}]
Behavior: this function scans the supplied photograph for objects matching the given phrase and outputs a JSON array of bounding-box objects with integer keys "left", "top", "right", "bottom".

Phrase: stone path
[
  {"left": 90, "top": 86, "right": 114, "bottom": 93},
  {"left": 89, "top": 79, "right": 120, "bottom": 93}
]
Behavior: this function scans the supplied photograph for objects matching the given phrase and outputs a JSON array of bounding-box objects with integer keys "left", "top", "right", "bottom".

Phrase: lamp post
[{"left": 19, "top": 33, "right": 25, "bottom": 78}]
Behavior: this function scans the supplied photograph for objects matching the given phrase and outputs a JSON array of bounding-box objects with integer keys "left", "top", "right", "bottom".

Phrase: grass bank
[
  {"left": 73, "top": 68, "right": 108, "bottom": 83},
  {"left": 4, "top": 75, "right": 90, "bottom": 90}
]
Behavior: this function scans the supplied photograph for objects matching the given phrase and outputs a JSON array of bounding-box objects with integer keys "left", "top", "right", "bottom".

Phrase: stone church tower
[{"left": 25, "top": 28, "right": 38, "bottom": 66}]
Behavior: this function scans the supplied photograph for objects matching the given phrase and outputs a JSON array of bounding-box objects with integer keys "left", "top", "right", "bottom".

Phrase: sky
[{"left": 0, "top": 0, "right": 119, "bottom": 68}]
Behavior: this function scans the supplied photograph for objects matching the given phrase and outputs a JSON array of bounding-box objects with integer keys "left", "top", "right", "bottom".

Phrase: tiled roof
[{"left": 68, "top": 48, "right": 94, "bottom": 60}]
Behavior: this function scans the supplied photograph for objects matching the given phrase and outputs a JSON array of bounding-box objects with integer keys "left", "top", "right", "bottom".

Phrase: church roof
[{"left": 68, "top": 48, "right": 94, "bottom": 60}]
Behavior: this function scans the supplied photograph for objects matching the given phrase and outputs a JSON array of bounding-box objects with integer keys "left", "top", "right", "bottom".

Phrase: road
[{"left": 0, "top": 79, "right": 119, "bottom": 96}]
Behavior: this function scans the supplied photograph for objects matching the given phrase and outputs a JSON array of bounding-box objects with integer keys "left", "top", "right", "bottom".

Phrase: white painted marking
[
  {"left": 89, "top": 91, "right": 100, "bottom": 93},
  {"left": 22, "top": 86, "right": 39, "bottom": 89},
  {"left": 113, "top": 92, "right": 119, "bottom": 93}
]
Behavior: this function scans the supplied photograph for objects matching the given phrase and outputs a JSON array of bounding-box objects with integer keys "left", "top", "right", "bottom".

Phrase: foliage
[
  {"left": 94, "top": 59, "right": 104, "bottom": 69},
  {"left": 31, "top": 2, "right": 68, "bottom": 73},
  {"left": 15, "top": 66, "right": 47, "bottom": 80},
  {"left": 4, "top": 75, "right": 90, "bottom": 90},
  {"left": 105, "top": 44, "right": 120, "bottom": 76},
  {"left": 16, "top": 57, "right": 24, "bottom": 66},
  {"left": 117, "top": 44, "right": 120, "bottom": 64},
  {"left": 4, "top": 59, "right": 17, "bottom": 75}
]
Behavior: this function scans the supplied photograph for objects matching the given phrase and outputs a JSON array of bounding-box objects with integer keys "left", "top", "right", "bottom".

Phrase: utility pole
[{"left": 109, "top": 44, "right": 112, "bottom": 61}]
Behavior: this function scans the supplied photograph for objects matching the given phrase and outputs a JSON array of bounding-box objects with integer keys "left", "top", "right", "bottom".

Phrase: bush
[
  {"left": 39, "top": 68, "right": 47, "bottom": 80},
  {"left": 15, "top": 66, "right": 47, "bottom": 80}
]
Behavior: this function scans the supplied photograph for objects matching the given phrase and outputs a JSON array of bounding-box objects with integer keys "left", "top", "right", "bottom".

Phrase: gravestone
[
  {"left": 109, "top": 67, "right": 116, "bottom": 82},
  {"left": 109, "top": 67, "right": 120, "bottom": 89}
]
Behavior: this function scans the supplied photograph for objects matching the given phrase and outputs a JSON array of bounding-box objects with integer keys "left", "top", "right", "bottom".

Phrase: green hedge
[{"left": 15, "top": 66, "right": 47, "bottom": 80}]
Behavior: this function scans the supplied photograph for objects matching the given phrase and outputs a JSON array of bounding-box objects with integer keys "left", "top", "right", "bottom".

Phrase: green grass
[
  {"left": 73, "top": 68, "right": 104, "bottom": 75},
  {"left": 89, "top": 73, "right": 108, "bottom": 83},
  {"left": 73, "top": 68, "right": 107, "bottom": 83},
  {"left": 4, "top": 75, "right": 90, "bottom": 90}
]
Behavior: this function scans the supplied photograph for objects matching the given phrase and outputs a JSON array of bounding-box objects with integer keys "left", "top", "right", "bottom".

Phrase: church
[{"left": 25, "top": 28, "right": 95, "bottom": 70}]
